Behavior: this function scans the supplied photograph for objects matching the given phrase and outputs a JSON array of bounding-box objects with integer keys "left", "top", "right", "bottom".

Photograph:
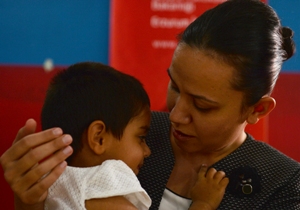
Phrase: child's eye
[{"left": 139, "top": 135, "right": 147, "bottom": 142}]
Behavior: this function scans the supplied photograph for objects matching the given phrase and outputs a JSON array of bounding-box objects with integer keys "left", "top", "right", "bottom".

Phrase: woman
[{"left": 1, "top": 0, "right": 299, "bottom": 209}]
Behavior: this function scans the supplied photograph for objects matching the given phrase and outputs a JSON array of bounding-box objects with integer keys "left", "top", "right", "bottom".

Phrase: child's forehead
[{"left": 130, "top": 108, "right": 151, "bottom": 123}]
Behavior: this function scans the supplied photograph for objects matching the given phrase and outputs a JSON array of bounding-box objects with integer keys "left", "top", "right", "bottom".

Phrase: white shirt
[
  {"left": 159, "top": 188, "right": 192, "bottom": 210},
  {"left": 45, "top": 159, "right": 151, "bottom": 210}
]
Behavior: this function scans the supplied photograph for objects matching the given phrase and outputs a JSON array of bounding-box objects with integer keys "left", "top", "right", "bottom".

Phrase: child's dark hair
[
  {"left": 178, "top": 0, "right": 296, "bottom": 109},
  {"left": 41, "top": 62, "right": 150, "bottom": 162}
]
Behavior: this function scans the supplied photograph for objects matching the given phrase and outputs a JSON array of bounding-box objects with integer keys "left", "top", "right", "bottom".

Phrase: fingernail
[
  {"left": 52, "top": 128, "right": 62, "bottom": 136},
  {"left": 63, "top": 146, "right": 72, "bottom": 155},
  {"left": 59, "top": 161, "right": 67, "bottom": 168},
  {"left": 62, "top": 135, "right": 72, "bottom": 144}
]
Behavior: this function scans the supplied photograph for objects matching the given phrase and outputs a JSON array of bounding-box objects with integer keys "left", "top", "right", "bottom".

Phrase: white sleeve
[
  {"left": 45, "top": 160, "right": 151, "bottom": 210},
  {"left": 45, "top": 166, "right": 88, "bottom": 210},
  {"left": 84, "top": 160, "right": 151, "bottom": 210}
]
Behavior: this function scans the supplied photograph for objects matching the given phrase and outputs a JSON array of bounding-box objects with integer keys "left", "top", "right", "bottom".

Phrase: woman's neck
[
  {"left": 166, "top": 132, "right": 247, "bottom": 198},
  {"left": 171, "top": 132, "right": 247, "bottom": 169}
]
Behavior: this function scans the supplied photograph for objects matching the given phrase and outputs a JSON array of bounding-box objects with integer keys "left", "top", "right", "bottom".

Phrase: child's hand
[{"left": 190, "top": 165, "right": 229, "bottom": 210}]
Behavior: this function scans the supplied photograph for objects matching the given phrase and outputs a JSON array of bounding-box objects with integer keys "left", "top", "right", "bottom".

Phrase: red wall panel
[
  {"left": 269, "top": 73, "right": 300, "bottom": 162},
  {"left": 0, "top": 65, "right": 63, "bottom": 209}
]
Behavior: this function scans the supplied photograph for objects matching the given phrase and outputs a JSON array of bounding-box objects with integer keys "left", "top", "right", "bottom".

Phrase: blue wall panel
[
  {"left": 269, "top": 0, "right": 300, "bottom": 72},
  {"left": 0, "top": 0, "right": 299, "bottom": 71},
  {"left": 0, "top": 0, "right": 110, "bottom": 65}
]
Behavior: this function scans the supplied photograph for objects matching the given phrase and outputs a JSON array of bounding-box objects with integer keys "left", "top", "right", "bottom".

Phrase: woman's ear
[
  {"left": 87, "top": 120, "right": 108, "bottom": 155},
  {"left": 246, "top": 96, "right": 276, "bottom": 124}
]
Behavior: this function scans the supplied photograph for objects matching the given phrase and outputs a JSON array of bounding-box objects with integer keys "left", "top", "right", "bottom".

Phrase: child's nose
[{"left": 144, "top": 144, "right": 151, "bottom": 158}]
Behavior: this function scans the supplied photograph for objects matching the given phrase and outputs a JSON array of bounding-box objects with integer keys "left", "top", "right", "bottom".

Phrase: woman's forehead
[
  {"left": 171, "top": 45, "right": 234, "bottom": 87},
  {"left": 169, "top": 45, "right": 245, "bottom": 104}
]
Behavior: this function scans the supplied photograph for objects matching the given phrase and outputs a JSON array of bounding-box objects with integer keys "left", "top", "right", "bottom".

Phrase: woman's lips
[{"left": 172, "top": 128, "right": 194, "bottom": 141}]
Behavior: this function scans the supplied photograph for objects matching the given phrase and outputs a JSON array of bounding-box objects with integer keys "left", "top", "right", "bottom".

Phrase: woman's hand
[
  {"left": 0, "top": 119, "right": 73, "bottom": 209},
  {"left": 189, "top": 165, "right": 229, "bottom": 210}
]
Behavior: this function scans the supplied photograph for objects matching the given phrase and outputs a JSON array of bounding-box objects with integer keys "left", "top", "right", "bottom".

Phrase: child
[{"left": 42, "top": 62, "right": 228, "bottom": 210}]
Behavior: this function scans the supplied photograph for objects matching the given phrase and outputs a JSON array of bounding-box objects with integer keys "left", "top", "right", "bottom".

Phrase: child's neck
[{"left": 69, "top": 150, "right": 105, "bottom": 167}]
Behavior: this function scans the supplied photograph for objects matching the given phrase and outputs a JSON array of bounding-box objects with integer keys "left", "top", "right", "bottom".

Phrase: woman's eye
[
  {"left": 194, "top": 105, "right": 211, "bottom": 112},
  {"left": 170, "top": 84, "right": 180, "bottom": 93}
]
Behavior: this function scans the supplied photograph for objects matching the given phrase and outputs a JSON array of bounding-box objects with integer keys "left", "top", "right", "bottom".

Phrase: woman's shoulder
[
  {"left": 220, "top": 136, "right": 300, "bottom": 208},
  {"left": 216, "top": 134, "right": 300, "bottom": 181},
  {"left": 220, "top": 135, "right": 300, "bottom": 190},
  {"left": 246, "top": 135, "right": 300, "bottom": 168},
  {"left": 150, "top": 111, "right": 170, "bottom": 121},
  {"left": 148, "top": 111, "right": 170, "bottom": 137}
]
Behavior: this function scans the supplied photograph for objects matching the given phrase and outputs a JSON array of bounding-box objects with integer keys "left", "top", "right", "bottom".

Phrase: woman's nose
[{"left": 169, "top": 96, "right": 191, "bottom": 125}]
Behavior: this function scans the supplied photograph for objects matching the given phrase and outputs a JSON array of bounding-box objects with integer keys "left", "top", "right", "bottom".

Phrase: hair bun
[
  {"left": 281, "top": 27, "right": 296, "bottom": 61},
  {"left": 282, "top": 27, "right": 293, "bottom": 39}
]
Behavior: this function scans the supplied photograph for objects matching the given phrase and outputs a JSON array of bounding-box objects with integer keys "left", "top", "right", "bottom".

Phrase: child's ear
[
  {"left": 87, "top": 120, "right": 108, "bottom": 155},
  {"left": 246, "top": 96, "right": 276, "bottom": 124}
]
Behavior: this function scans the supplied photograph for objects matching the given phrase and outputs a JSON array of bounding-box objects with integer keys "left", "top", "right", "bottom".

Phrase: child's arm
[
  {"left": 189, "top": 165, "right": 229, "bottom": 210},
  {"left": 85, "top": 196, "right": 138, "bottom": 210}
]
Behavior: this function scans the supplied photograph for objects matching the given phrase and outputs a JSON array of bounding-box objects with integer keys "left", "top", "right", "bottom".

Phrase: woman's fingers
[
  {"left": 13, "top": 119, "right": 37, "bottom": 144},
  {"left": 2, "top": 131, "right": 69, "bottom": 177},
  {"left": 0, "top": 119, "right": 74, "bottom": 205},
  {"left": 10, "top": 144, "right": 73, "bottom": 196},
  {"left": 3, "top": 134, "right": 73, "bottom": 187},
  {"left": 16, "top": 161, "right": 68, "bottom": 204},
  {"left": 16, "top": 134, "right": 72, "bottom": 174},
  {"left": 1, "top": 126, "right": 64, "bottom": 167}
]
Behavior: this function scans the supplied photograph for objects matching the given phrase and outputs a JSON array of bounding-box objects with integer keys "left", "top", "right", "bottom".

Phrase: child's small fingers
[
  {"left": 220, "top": 177, "right": 230, "bottom": 187},
  {"left": 198, "top": 164, "right": 208, "bottom": 178},
  {"left": 206, "top": 167, "right": 217, "bottom": 178},
  {"left": 214, "top": 170, "right": 226, "bottom": 180}
]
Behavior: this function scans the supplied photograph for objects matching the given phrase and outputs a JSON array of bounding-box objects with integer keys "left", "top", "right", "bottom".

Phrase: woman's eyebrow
[{"left": 191, "top": 94, "right": 219, "bottom": 105}]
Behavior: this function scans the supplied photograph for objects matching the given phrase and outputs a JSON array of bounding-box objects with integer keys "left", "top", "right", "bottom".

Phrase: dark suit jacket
[{"left": 138, "top": 111, "right": 300, "bottom": 210}]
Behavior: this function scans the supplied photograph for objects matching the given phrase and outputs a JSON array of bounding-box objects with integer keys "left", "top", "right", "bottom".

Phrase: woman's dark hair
[
  {"left": 178, "top": 0, "right": 296, "bottom": 108},
  {"left": 41, "top": 62, "right": 150, "bottom": 162}
]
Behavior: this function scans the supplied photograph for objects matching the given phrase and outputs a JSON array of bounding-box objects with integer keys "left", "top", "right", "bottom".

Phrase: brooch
[{"left": 227, "top": 166, "right": 261, "bottom": 197}]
